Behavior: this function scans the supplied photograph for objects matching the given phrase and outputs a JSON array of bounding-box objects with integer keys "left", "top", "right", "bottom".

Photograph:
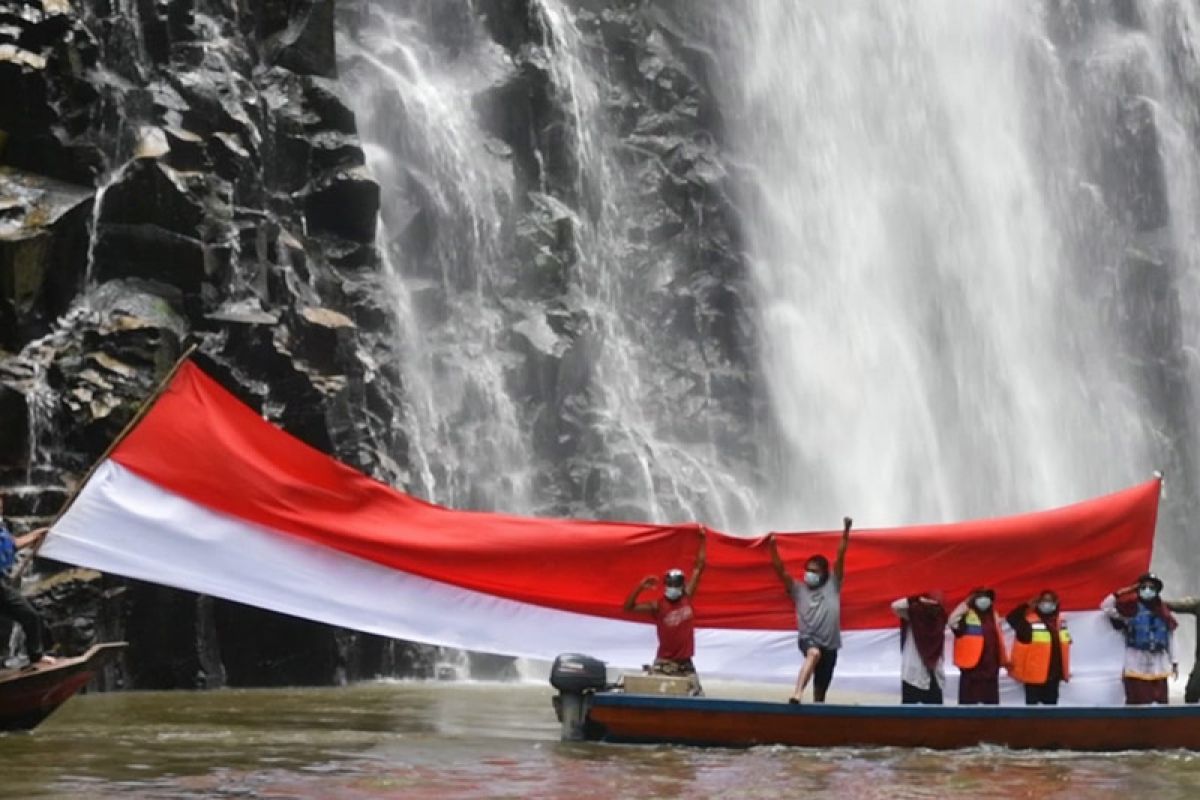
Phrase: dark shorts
[
  {"left": 902, "top": 680, "right": 943, "bottom": 705},
  {"left": 798, "top": 637, "right": 838, "bottom": 699},
  {"left": 1124, "top": 677, "right": 1169, "bottom": 705},
  {"left": 958, "top": 672, "right": 999, "bottom": 705},
  {"left": 649, "top": 658, "right": 696, "bottom": 676},
  {"left": 1024, "top": 680, "right": 1060, "bottom": 705}
]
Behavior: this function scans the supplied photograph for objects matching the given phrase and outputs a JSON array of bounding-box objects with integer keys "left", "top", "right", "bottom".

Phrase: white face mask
[
  {"left": 1138, "top": 587, "right": 1158, "bottom": 602},
  {"left": 803, "top": 571, "right": 823, "bottom": 588},
  {"left": 1037, "top": 601, "right": 1057, "bottom": 615},
  {"left": 974, "top": 596, "right": 992, "bottom": 612},
  {"left": 664, "top": 587, "right": 683, "bottom": 601}
]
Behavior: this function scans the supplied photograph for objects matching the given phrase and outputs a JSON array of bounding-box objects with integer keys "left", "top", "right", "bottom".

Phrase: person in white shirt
[{"left": 891, "top": 593, "right": 947, "bottom": 704}]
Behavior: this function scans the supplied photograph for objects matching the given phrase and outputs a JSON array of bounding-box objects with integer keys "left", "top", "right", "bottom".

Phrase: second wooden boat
[{"left": 0, "top": 642, "right": 126, "bottom": 733}]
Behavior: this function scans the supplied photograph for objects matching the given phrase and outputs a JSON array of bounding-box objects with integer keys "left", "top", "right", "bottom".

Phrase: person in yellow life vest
[
  {"left": 949, "top": 587, "right": 1008, "bottom": 704},
  {"left": 1006, "top": 590, "right": 1071, "bottom": 705}
]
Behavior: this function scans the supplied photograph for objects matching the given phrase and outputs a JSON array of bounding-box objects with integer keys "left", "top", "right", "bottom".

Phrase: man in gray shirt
[{"left": 768, "top": 516, "right": 853, "bottom": 703}]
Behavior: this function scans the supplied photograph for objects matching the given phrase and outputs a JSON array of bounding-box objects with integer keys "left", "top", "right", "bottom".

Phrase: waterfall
[
  {"left": 341, "top": 1, "right": 757, "bottom": 528},
  {"left": 530, "top": 0, "right": 758, "bottom": 528},
  {"left": 343, "top": 1, "right": 1200, "bottom": 577},
  {"left": 340, "top": 3, "right": 536, "bottom": 512},
  {"left": 698, "top": 1, "right": 1200, "bottom": 538}
]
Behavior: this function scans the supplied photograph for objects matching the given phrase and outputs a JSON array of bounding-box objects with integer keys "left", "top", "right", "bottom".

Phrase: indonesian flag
[{"left": 43, "top": 361, "right": 1159, "bottom": 704}]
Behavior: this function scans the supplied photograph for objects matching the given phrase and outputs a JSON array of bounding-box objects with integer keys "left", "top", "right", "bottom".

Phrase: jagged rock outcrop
[{"left": 0, "top": 168, "right": 91, "bottom": 350}]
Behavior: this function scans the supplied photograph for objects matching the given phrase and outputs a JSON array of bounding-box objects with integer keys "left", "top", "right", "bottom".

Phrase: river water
[{"left": 7, "top": 681, "right": 1200, "bottom": 799}]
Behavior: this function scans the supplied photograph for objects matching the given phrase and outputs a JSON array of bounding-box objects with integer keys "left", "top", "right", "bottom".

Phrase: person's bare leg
[{"left": 790, "top": 648, "right": 822, "bottom": 702}]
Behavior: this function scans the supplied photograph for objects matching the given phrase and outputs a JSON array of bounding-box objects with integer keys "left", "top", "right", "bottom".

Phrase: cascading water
[
  {"left": 700, "top": 1, "right": 1198, "bottom": 537},
  {"left": 339, "top": 3, "right": 536, "bottom": 512},
  {"left": 343, "top": 1, "right": 1200, "bottom": 590},
  {"left": 340, "top": 1, "right": 757, "bottom": 529},
  {"left": 526, "top": 0, "right": 758, "bottom": 528}
]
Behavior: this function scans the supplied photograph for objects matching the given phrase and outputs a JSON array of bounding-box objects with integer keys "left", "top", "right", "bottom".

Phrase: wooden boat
[
  {"left": 549, "top": 655, "right": 1200, "bottom": 751},
  {"left": 0, "top": 642, "right": 126, "bottom": 733},
  {"left": 578, "top": 692, "right": 1200, "bottom": 750}
]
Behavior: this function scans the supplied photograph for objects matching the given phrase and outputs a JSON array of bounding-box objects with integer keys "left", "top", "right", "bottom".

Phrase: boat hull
[
  {"left": 0, "top": 643, "right": 126, "bottom": 733},
  {"left": 585, "top": 693, "right": 1200, "bottom": 750}
]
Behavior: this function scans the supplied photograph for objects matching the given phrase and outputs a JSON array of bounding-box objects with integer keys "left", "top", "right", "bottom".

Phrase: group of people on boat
[
  {"left": 0, "top": 496, "right": 56, "bottom": 670},
  {"left": 625, "top": 522, "right": 1192, "bottom": 706}
]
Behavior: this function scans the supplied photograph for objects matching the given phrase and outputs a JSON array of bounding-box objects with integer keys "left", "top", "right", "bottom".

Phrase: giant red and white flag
[{"left": 43, "top": 361, "right": 1160, "bottom": 703}]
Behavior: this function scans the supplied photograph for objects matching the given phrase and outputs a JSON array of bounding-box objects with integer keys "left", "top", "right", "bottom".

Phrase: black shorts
[{"left": 797, "top": 637, "right": 839, "bottom": 697}]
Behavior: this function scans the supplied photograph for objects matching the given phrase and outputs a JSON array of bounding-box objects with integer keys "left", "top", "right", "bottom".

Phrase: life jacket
[
  {"left": 1125, "top": 603, "right": 1171, "bottom": 653},
  {"left": 1009, "top": 610, "right": 1071, "bottom": 684},
  {"left": 0, "top": 524, "right": 15, "bottom": 574},
  {"left": 655, "top": 595, "right": 696, "bottom": 661},
  {"left": 953, "top": 609, "right": 1007, "bottom": 670}
]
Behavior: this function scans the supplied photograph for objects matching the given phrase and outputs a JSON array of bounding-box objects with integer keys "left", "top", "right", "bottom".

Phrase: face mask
[
  {"left": 1138, "top": 587, "right": 1158, "bottom": 602},
  {"left": 974, "top": 596, "right": 992, "bottom": 612},
  {"left": 664, "top": 587, "right": 683, "bottom": 601},
  {"left": 803, "top": 571, "right": 823, "bottom": 588},
  {"left": 1037, "top": 601, "right": 1057, "bottom": 615}
]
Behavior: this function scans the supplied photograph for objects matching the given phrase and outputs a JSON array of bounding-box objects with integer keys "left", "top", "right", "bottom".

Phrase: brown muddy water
[{"left": 5, "top": 681, "right": 1200, "bottom": 799}]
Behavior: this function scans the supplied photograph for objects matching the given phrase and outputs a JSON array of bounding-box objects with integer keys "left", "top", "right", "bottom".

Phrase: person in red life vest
[
  {"left": 891, "top": 591, "right": 948, "bottom": 704},
  {"left": 1102, "top": 572, "right": 1178, "bottom": 705},
  {"left": 949, "top": 587, "right": 1007, "bottom": 705},
  {"left": 1006, "top": 590, "right": 1071, "bottom": 705},
  {"left": 623, "top": 529, "right": 707, "bottom": 682},
  {"left": 767, "top": 516, "right": 853, "bottom": 704}
]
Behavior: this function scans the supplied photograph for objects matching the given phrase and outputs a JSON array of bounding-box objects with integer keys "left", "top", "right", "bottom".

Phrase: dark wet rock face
[
  {"left": 0, "top": 169, "right": 92, "bottom": 349},
  {"left": 0, "top": 0, "right": 407, "bottom": 687}
]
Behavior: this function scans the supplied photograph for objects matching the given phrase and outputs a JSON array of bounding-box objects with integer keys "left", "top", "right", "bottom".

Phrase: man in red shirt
[{"left": 624, "top": 529, "right": 707, "bottom": 684}]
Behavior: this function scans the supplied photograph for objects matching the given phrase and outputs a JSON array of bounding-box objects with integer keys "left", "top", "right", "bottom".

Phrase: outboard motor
[{"left": 550, "top": 652, "right": 607, "bottom": 741}]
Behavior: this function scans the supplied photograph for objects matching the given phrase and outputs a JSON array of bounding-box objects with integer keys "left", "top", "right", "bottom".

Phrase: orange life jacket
[
  {"left": 953, "top": 609, "right": 1008, "bottom": 670},
  {"left": 1009, "top": 609, "right": 1071, "bottom": 684}
]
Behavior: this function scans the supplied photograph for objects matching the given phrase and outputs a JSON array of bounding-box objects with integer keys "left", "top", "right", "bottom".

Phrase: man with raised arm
[
  {"left": 768, "top": 516, "right": 853, "bottom": 703},
  {"left": 624, "top": 528, "right": 707, "bottom": 682},
  {"left": 0, "top": 495, "right": 56, "bottom": 668}
]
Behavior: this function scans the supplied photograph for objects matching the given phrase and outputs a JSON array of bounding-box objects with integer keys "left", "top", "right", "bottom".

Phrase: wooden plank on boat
[
  {"left": 586, "top": 693, "right": 1200, "bottom": 751},
  {"left": 0, "top": 642, "right": 126, "bottom": 733},
  {"left": 620, "top": 674, "right": 696, "bottom": 696}
]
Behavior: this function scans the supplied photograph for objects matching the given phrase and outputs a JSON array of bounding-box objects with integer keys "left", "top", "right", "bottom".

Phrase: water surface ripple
[{"left": 6, "top": 682, "right": 1200, "bottom": 798}]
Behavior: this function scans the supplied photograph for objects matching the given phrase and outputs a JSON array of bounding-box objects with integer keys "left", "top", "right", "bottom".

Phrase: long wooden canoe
[
  {"left": 0, "top": 642, "right": 126, "bottom": 733},
  {"left": 584, "top": 693, "right": 1200, "bottom": 750}
]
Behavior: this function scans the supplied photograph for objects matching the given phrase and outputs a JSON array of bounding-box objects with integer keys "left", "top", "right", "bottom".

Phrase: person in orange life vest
[
  {"left": 767, "top": 517, "right": 853, "bottom": 704},
  {"left": 1006, "top": 590, "right": 1071, "bottom": 705},
  {"left": 1102, "top": 573, "right": 1178, "bottom": 705},
  {"left": 623, "top": 528, "right": 707, "bottom": 679},
  {"left": 949, "top": 587, "right": 1007, "bottom": 705}
]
